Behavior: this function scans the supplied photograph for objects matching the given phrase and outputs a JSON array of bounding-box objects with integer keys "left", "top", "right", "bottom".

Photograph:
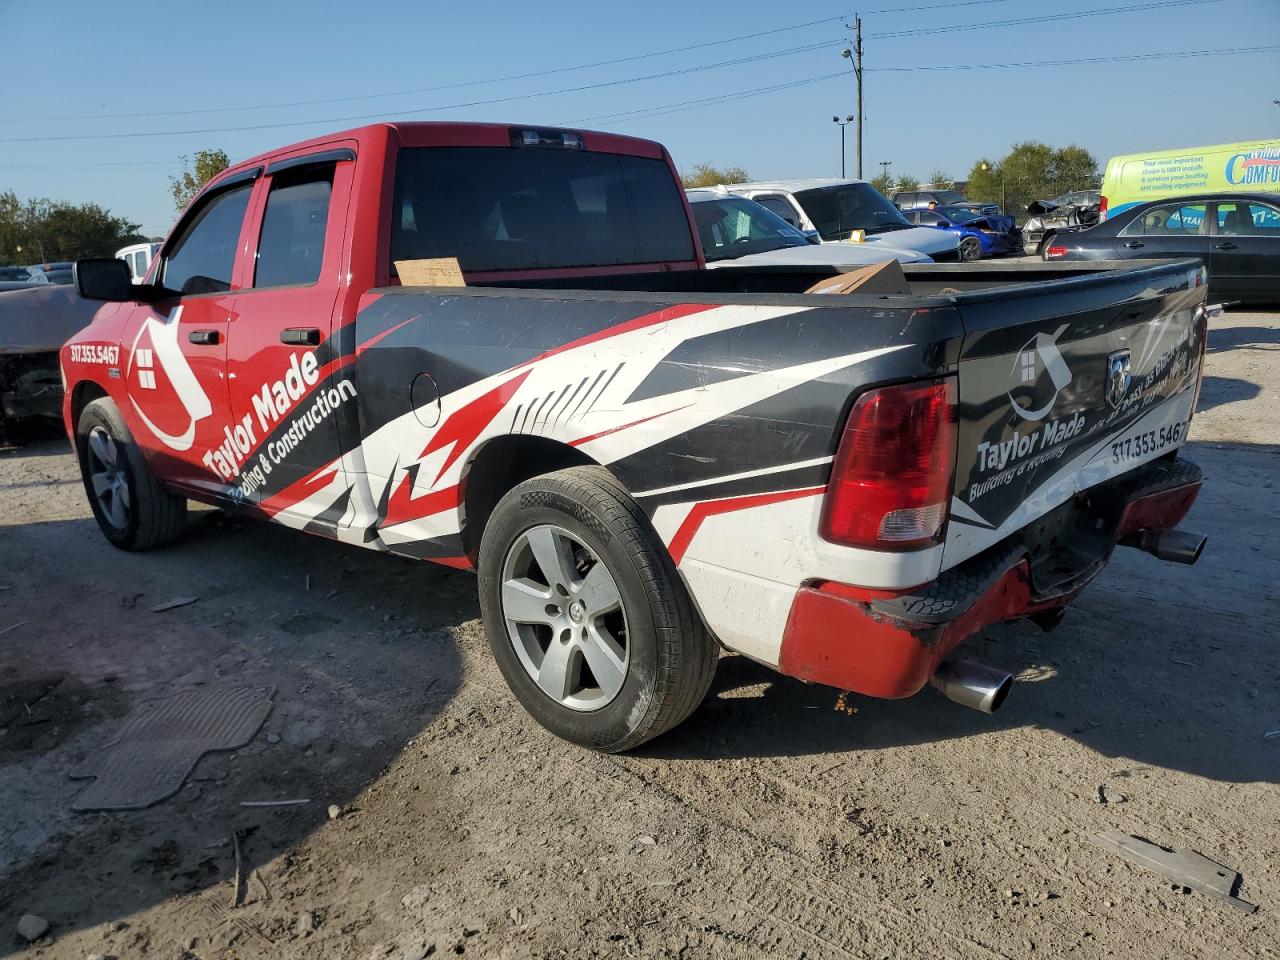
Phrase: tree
[
  {"left": 965, "top": 158, "right": 1003, "bottom": 204},
  {"left": 681, "top": 163, "right": 749, "bottom": 188},
  {"left": 894, "top": 174, "right": 920, "bottom": 192},
  {"left": 965, "top": 143, "right": 1098, "bottom": 212},
  {"left": 869, "top": 171, "right": 896, "bottom": 196},
  {"left": 927, "top": 168, "right": 954, "bottom": 190},
  {"left": 169, "top": 148, "right": 230, "bottom": 212},
  {"left": 0, "top": 189, "right": 144, "bottom": 264}
]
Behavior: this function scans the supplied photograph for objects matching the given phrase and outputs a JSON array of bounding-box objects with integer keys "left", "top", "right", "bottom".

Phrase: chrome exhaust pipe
[
  {"left": 1132, "top": 529, "right": 1206, "bottom": 565},
  {"left": 930, "top": 660, "right": 1013, "bottom": 714}
]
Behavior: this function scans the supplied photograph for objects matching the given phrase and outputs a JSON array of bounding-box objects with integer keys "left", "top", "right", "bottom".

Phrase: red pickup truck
[{"left": 62, "top": 122, "right": 1209, "bottom": 751}]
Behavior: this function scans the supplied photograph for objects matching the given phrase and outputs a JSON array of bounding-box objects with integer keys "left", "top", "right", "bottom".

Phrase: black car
[{"left": 1044, "top": 193, "right": 1280, "bottom": 304}]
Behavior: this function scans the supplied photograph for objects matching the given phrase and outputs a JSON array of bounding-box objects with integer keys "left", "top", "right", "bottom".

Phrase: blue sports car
[{"left": 902, "top": 205, "right": 1020, "bottom": 260}]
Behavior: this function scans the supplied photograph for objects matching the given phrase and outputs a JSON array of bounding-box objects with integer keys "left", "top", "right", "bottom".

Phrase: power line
[
  {"left": 0, "top": 0, "right": 1020, "bottom": 125},
  {"left": 870, "top": 0, "right": 1216, "bottom": 38}
]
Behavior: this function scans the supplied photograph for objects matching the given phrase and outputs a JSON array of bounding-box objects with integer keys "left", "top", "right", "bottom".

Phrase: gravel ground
[{"left": 0, "top": 309, "right": 1277, "bottom": 960}]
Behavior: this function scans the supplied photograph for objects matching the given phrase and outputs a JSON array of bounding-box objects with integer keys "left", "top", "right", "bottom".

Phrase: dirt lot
[{"left": 1, "top": 309, "right": 1277, "bottom": 960}]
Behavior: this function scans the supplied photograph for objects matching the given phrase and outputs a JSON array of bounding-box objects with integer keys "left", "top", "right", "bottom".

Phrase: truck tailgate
[{"left": 944, "top": 259, "right": 1208, "bottom": 570}]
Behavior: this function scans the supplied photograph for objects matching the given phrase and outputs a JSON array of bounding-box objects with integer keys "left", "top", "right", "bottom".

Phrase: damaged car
[
  {"left": 1023, "top": 192, "right": 1101, "bottom": 257},
  {"left": 902, "top": 204, "right": 1020, "bottom": 260},
  {"left": 0, "top": 284, "right": 98, "bottom": 443}
]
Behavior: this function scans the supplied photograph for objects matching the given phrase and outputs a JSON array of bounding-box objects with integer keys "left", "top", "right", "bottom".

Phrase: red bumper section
[{"left": 778, "top": 468, "right": 1202, "bottom": 700}]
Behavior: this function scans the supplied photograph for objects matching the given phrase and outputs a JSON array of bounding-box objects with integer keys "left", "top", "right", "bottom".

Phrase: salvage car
[
  {"left": 902, "top": 204, "right": 1019, "bottom": 261},
  {"left": 1022, "top": 194, "right": 1101, "bottom": 257},
  {"left": 0, "top": 284, "right": 98, "bottom": 442},
  {"left": 1043, "top": 192, "right": 1280, "bottom": 303},
  {"left": 724, "top": 179, "right": 961, "bottom": 260},
  {"left": 687, "top": 189, "right": 932, "bottom": 266},
  {"left": 63, "top": 121, "right": 1211, "bottom": 751}
]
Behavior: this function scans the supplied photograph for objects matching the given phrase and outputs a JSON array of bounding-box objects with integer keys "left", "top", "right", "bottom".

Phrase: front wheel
[
  {"left": 477, "top": 466, "right": 717, "bottom": 752},
  {"left": 959, "top": 236, "right": 983, "bottom": 261},
  {"left": 76, "top": 397, "right": 187, "bottom": 550}
]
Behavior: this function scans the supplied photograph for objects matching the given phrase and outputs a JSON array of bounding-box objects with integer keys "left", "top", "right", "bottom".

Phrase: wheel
[
  {"left": 477, "top": 466, "right": 717, "bottom": 752},
  {"left": 959, "top": 236, "right": 983, "bottom": 261},
  {"left": 76, "top": 397, "right": 187, "bottom": 550}
]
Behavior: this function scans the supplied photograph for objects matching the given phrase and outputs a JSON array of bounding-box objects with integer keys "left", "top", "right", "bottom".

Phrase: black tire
[
  {"left": 959, "top": 236, "right": 983, "bottom": 262},
  {"left": 76, "top": 397, "right": 187, "bottom": 550},
  {"left": 477, "top": 466, "right": 717, "bottom": 752}
]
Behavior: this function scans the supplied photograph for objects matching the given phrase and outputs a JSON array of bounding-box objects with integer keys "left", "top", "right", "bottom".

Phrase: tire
[
  {"left": 959, "top": 236, "right": 983, "bottom": 262},
  {"left": 76, "top": 397, "right": 187, "bottom": 550},
  {"left": 477, "top": 466, "right": 717, "bottom": 752}
]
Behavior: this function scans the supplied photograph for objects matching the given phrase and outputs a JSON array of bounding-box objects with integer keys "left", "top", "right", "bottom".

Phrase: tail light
[
  {"left": 821, "top": 378, "right": 957, "bottom": 551},
  {"left": 1098, "top": 195, "right": 1109, "bottom": 221},
  {"left": 1045, "top": 243, "right": 1068, "bottom": 260}
]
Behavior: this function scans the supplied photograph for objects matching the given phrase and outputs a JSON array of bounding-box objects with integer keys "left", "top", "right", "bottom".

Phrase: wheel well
[
  {"left": 70, "top": 380, "right": 109, "bottom": 428},
  {"left": 461, "top": 436, "right": 596, "bottom": 563}
]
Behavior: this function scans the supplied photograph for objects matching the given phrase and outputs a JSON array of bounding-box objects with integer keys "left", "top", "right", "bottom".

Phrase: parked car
[
  {"left": 687, "top": 190, "right": 932, "bottom": 267},
  {"left": 0, "top": 284, "right": 99, "bottom": 442},
  {"left": 25, "top": 261, "right": 75, "bottom": 285},
  {"left": 893, "top": 189, "right": 1001, "bottom": 217},
  {"left": 901, "top": 204, "right": 1019, "bottom": 260},
  {"left": 1022, "top": 195, "right": 1101, "bottom": 257},
  {"left": 116, "top": 242, "right": 162, "bottom": 283},
  {"left": 723, "top": 179, "right": 961, "bottom": 260},
  {"left": 65, "top": 121, "right": 1210, "bottom": 752},
  {"left": 0, "top": 266, "right": 49, "bottom": 292},
  {"left": 1043, "top": 192, "right": 1280, "bottom": 303}
]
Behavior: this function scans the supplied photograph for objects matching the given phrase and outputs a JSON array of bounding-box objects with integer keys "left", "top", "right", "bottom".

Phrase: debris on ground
[
  {"left": 150, "top": 596, "right": 199, "bottom": 613},
  {"left": 328, "top": 804, "right": 343, "bottom": 820},
  {"left": 1090, "top": 831, "right": 1258, "bottom": 914},
  {"left": 17, "top": 913, "right": 50, "bottom": 942}
]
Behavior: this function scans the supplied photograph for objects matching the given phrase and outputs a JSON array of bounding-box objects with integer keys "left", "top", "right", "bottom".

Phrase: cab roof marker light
[{"left": 511, "top": 128, "right": 584, "bottom": 149}]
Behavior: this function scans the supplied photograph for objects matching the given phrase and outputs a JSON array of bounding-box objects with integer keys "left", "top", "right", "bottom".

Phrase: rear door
[
  {"left": 223, "top": 147, "right": 356, "bottom": 515},
  {"left": 1210, "top": 199, "right": 1280, "bottom": 301},
  {"left": 1113, "top": 201, "right": 1210, "bottom": 261},
  {"left": 944, "top": 261, "right": 1208, "bottom": 571}
]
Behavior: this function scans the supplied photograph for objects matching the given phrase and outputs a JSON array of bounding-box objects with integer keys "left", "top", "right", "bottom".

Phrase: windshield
[
  {"left": 793, "top": 183, "right": 913, "bottom": 240},
  {"left": 935, "top": 205, "right": 980, "bottom": 223},
  {"left": 690, "top": 196, "right": 810, "bottom": 261}
]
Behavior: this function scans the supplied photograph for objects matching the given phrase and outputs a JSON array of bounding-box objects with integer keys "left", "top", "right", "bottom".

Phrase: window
[
  {"left": 161, "top": 183, "right": 253, "bottom": 296},
  {"left": 133, "top": 251, "right": 147, "bottom": 277},
  {"left": 390, "top": 147, "right": 695, "bottom": 273},
  {"left": 918, "top": 211, "right": 945, "bottom": 226},
  {"left": 254, "top": 166, "right": 334, "bottom": 288},
  {"left": 1216, "top": 201, "right": 1280, "bottom": 236},
  {"left": 755, "top": 196, "right": 800, "bottom": 226},
  {"left": 690, "top": 197, "right": 809, "bottom": 262},
  {"left": 1121, "top": 203, "right": 1207, "bottom": 237}
]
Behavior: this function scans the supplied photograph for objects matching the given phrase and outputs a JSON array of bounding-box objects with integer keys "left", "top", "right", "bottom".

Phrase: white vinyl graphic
[
  {"left": 127, "top": 306, "right": 213, "bottom": 452},
  {"left": 1008, "top": 323, "right": 1072, "bottom": 422}
]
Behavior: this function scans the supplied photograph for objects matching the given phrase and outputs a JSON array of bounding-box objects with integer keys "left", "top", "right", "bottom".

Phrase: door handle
[
  {"left": 280, "top": 328, "right": 322, "bottom": 346},
  {"left": 188, "top": 329, "right": 220, "bottom": 345},
  {"left": 1215, "top": 241, "right": 1238, "bottom": 250},
  {"left": 1124, "top": 240, "right": 1145, "bottom": 249}
]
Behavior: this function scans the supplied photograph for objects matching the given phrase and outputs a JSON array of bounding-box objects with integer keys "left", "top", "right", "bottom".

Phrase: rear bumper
[
  {"left": 1, "top": 352, "right": 63, "bottom": 422},
  {"left": 777, "top": 457, "right": 1203, "bottom": 699}
]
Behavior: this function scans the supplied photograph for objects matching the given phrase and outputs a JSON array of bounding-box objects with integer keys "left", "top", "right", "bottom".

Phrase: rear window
[{"left": 390, "top": 147, "right": 695, "bottom": 274}]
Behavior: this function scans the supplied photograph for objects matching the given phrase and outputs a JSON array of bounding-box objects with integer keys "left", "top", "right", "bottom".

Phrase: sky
[{"left": 4, "top": 0, "right": 1278, "bottom": 237}]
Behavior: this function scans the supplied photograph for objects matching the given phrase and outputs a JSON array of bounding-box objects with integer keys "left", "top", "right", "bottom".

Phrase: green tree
[
  {"left": 894, "top": 174, "right": 920, "bottom": 192},
  {"left": 965, "top": 158, "right": 1003, "bottom": 204},
  {"left": 681, "top": 163, "right": 750, "bottom": 188},
  {"left": 869, "top": 171, "right": 896, "bottom": 195},
  {"left": 927, "top": 168, "right": 954, "bottom": 190},
  {"left": 0, "top": 189, "right": 144, "bottom": 264},
  {"left": 169, "top": 148, "right": 230, "bottom": 211},
  {"left": 965, "top": 143, "right": 1098, "bottom": 212}
]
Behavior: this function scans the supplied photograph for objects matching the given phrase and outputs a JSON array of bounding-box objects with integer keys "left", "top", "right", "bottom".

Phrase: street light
[
  {"left": 980, "top": 161, "right": 1007, "bottom": 212},
  {"left": 832, "top": 114, "right": 854, "bottom": 179}
]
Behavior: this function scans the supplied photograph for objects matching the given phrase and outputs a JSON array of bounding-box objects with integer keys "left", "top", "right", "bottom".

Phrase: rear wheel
[
  {"left": 478, "top": 466, "right": 717, "bottom": 752},
  {"left": 959, "top": 236, "right": 983, "bottom": 262},
  {"left": 76, "top": 397, "right": 187, "bottom": 550}
]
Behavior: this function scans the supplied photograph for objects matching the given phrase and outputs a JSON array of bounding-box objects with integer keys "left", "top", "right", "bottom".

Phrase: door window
[
  {"left": 160, "top": 183, "right": 253, "bottom": 296},
  {"left": 756, "top": 196, "right": 800, "bottom": 226},
  {"left": 254, "top": 166, "right": 334, "bottom": 288},
  {"left": 1216, "top": 201, "right": 1280, "bottom": 236},
  {"left": 1121, "top": 203, "right": 1207, "bottom": 237}
]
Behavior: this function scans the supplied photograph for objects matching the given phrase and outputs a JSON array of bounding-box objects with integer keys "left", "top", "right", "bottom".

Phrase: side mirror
[{"left": 74, "top": 258, "right": 136, "bottom": 301}]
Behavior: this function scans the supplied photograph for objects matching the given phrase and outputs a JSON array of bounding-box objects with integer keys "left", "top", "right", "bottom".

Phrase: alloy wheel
[{"left": 87, "top": 426, "right": 130, "bottom": 530}]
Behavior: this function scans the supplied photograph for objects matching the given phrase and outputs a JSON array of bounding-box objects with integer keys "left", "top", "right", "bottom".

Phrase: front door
[
  {"left": 224, "top": 150, "right": 355, "bottom": 519},
  {"left": 1210, "top": 199, "right": 1280, "bottom": 302},
  {"left": 121, "top": 179, "right": 256, "bottom": 499}
]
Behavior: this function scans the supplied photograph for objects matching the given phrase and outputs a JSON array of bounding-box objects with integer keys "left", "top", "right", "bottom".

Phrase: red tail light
[
  {"left": 821, "top": 379, "right": 957, "bottom": 551},
  {"left": 1045, "top": 243, "right": 1068, "bottom": 260},
  {"left": 1098, "top": 194, "right": 1109, "bottom": 220}
]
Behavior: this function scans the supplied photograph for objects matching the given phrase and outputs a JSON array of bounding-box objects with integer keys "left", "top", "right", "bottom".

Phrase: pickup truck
[{"left": 63, "top": 122, "right": 1210, "bottom": 752}]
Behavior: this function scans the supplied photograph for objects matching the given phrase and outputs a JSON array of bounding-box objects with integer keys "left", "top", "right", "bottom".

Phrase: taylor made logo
[
  {"left": 1008, "top": 323, "right": 1072, "bottom": 422},
  {"left": 1106, "top": 349, "right": 1132, "bottom": 412},
  {"left": 126, "top": 306, "right": 213, "bottom": 452}
]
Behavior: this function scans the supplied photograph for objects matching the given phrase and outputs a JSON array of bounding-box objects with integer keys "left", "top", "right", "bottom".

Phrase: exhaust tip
[
  {"left": 1134, "top": 529, "right": 1206, "bottom": 565},
  {"left": 930, "top": 660, "right": 1014, "bottom": 714}
]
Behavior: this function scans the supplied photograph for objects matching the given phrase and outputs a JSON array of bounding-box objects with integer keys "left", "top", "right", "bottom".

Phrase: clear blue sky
[{"left": 5, "top": 0, "right": 1278, "bottom": 236}]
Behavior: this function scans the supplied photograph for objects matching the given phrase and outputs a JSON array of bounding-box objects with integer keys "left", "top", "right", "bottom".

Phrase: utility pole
[{"left": 840, "top": 16, "right": 864, "bottom": 179}]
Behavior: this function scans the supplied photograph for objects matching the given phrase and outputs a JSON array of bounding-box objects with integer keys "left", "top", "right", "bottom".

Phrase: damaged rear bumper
[
  {"left": 0, "top": 352, "right": 63, "bottom": 423},
  {"left": 777, "top": 457, "right": 1203, "bottom": 699}
]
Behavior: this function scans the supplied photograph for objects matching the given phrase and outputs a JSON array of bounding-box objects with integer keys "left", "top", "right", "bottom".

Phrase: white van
[{"left": 115, "top": 242, "right": 161, "bottom": 283}]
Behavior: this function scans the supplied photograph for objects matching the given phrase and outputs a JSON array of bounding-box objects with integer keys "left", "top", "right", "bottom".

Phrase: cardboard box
[
  {"left": 804, "top": 259, "right": 911, "bottom": 296},
  {"left": 394, "top": 257, "right": 466, "bottom": 287}
]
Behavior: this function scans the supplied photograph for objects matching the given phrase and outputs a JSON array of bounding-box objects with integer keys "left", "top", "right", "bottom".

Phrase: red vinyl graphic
[{"left": 667, "top": 486, "right": 826, "bottom": 564}]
